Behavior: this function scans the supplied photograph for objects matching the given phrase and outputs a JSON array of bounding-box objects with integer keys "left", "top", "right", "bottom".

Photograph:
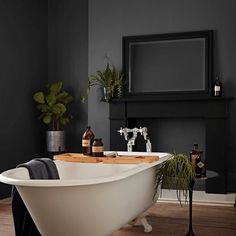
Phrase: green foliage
[
  {"left": 154, "top": 153, "right": 195, "bottom": 204},
  {"left": 33, "top": 81, "right": 73, "bottom": 131},
  {"left": 83, "top": 63, "right": 124, "bottom": 102}
]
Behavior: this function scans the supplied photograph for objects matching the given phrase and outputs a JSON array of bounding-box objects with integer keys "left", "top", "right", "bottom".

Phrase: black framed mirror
[{"left": 123, "top": 30, "right": 213, "bottom": 96}]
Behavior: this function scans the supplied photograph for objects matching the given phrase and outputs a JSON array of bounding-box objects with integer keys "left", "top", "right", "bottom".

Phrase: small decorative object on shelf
[
  {"left": 82, "top": 63, "right": 124, "bottom": 102},
  {"left": 92, "top": 138, "right": 104, "bottom": 157},
  {"left": 190, "top": 143, "right": 206, "bottom": 178},
  {"left": 82, "top": 126, "right": 95, "bottom": 156},
  {"left": 213, "top": 76, "right": 222, "bottom": 97}
]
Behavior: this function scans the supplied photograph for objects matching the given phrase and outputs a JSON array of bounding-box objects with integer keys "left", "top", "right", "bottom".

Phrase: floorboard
[{"left": 0, "top": 200, "right": 236, "bottom": 236}]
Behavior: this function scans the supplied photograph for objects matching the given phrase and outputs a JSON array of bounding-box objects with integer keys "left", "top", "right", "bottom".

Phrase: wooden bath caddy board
[{"left": 53, "top": 153, "right": 159, "bottom": 164}]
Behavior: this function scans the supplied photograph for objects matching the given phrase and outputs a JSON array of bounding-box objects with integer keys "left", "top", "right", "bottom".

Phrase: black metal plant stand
[{"left": 186, "top": 180, "right": 196, "bottom": 236}]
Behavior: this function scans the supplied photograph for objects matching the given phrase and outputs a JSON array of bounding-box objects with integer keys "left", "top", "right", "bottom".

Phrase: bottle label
[
  {"left": 214, "top": 85, "right": 221, "bottom": 92},
  {"left": 82, "top": 139, "right": 90, "bottom": 147},
  {"left": 92, "top": 146, "right": 104, "bottom": 153},
  {"left": 197, "top": 161, "right": 205, "bottom": 169}
]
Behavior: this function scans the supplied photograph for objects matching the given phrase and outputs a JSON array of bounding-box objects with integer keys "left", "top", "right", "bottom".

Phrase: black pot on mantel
[{"left": 46, "top": 131, "right": 65, "bottom": 153}]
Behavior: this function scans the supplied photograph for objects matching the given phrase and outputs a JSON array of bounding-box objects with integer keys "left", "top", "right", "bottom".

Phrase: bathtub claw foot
[
  {"left": 140, "top": 216, "right": 152, "bottom": 233},
  {"left": 129, "top": 214, "right": 152, "bottom": 233}
]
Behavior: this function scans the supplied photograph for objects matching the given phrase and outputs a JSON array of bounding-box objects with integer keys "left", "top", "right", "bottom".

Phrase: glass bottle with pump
[
  {"left": 82, "top": 126, "right": 95, "bottom": 155},
  {"left": 190, "top": 143, "right": 206, "bottom": 178}
]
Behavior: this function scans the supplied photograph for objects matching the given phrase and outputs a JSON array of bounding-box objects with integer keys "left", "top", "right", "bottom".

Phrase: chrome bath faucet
[{"left": 117, "top": 127, "right": 152, "bottom": 152}]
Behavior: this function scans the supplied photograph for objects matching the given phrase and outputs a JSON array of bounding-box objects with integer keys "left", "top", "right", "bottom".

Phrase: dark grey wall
[
  {"left": 88, "top": 0, "right": 236, "bottom": 191},
  {"left": 48, "top": 0, "right": 88, "bottom": 152},
  {"left": 0, "top": 0, "right": 88, "bottom": 198},
  {"left": 0, "top": 0, "right": 48, "bottom": 198},
  {"left": 1, "top": 0, "right": 235, "bottom": 198}
]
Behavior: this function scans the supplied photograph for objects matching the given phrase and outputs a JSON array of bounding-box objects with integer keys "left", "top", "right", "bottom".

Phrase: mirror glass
[{"left": 124, "top": 31, "right": 212, "bottom": 95}]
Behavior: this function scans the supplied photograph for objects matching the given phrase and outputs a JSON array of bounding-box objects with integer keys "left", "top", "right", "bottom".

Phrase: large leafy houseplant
[
  {"left": 33, "top": 81, "right": 73, "bottom": 131},
  {"left": 154, "top": 153, "right": 195, "bottom": 203},
  {"left": 83, "top": 63, "right": 124, "bottom": 102}
]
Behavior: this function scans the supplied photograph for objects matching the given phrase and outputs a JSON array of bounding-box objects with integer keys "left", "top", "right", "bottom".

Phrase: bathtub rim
[{"left": 0, "top": 152, "right": 171, "bottom": 187}]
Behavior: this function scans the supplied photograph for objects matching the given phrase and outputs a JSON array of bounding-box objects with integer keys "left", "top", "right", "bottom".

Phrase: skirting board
[{"left": 158, "top": 189, "right": 236, "bottom": 206}]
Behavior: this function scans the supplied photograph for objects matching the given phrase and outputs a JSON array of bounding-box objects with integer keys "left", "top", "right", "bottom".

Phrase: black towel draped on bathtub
[{"left": 11, "top": 158, "right": 60, "bottom": 236}]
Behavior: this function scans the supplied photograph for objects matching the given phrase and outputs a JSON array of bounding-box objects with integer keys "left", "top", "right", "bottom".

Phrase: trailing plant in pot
[
  {"left": 82, "top": 63, "right": 124, "bottom": 102},
  {"left": 33, "top": 81, "right": 73, "bottom": 153},
  {"left": 154, "top": 153, "right": 195, "bottom": 203}
]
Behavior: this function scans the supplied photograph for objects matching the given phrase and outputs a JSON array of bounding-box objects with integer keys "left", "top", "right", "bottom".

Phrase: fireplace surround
[{"left": 109, "top": 95, "right": 233, "bottom": 193}]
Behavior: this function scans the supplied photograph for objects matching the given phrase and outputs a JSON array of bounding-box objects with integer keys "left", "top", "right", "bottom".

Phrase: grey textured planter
[{"left": 46, "top": 131, "right": 65, "bottom": 152}]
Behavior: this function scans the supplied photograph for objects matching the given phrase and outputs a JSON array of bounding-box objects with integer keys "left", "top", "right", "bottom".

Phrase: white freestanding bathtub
[{"left": 0, "top": 151, "right": 170, "bottom": 236}]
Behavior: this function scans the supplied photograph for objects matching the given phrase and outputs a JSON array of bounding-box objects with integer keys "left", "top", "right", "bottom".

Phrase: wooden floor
[
  {"left": 0, "top": 199, "right": 14, "bottom": 236},
  {"left": 0, "top": 200, "right": 236, "bottom": 236}
]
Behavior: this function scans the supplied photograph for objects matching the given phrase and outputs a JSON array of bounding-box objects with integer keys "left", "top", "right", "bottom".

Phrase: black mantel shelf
[
  {"left": 110, "top": 95, "right": 234, "bottom": 103},
  {"left": 109, "top": 95, "right": 234, "bottom": 194}
]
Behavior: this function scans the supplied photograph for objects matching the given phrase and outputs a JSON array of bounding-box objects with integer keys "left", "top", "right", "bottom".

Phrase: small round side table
[{"left": 186, "top": 170, "right": 219, "bottom": 236}]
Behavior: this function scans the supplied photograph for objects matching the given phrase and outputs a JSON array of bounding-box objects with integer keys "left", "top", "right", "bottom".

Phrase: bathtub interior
[
  {"left": 57, "top": 151, "right": 169, "bottom": 180},
  {"left": 0, "top": 162, "right": 138, "bottom": 181},
  {"left": 55, "top": 161, "right": 138, "bottom": 180},
  {"left": 0, "top": 152, "right": 170, "bottom": 185}
]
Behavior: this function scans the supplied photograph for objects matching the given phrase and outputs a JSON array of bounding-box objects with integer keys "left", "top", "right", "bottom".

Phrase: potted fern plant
[
  {"left": 83, "top": 63, "right": 124, "bottom": 102},
  {"left": 154, "top": 153, "right": 195, "bottom": 203},
  {"left": 33, "top": 81, "right": 73, "bottom": 153}
]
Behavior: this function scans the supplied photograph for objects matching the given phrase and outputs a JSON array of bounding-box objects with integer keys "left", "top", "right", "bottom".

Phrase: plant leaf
[
  {"left": 36, "top": 104, "right": 49, "bottom": 112},
  {"left": 83, "top": 63, "right": 124, "bottom": 102},
  {"left": 63, "top": 95, "right": 73, "bottom": 104},
  {"left": 153, "top": 153, "right": 195, "bottom": 203},
  {"left": 33, "top": 92, "right": 45, "bottom": 104},
  {"left": 46, "top": 93, "right": 57, "bottom": 107},
  {"left": 43, "top": 115, "right": 51, "bottom": 124},
  {"left": 52, "top": 103, "right": 66, "bottom": 115},
  {"left": 56, "top": 91, "right": 68, "bottom": 100},
  {"left": 34, "top": 80, "right": 73, "bottom": 128},
  {"left": 50, "top": 81, "right": 62, "bottom": 94}
]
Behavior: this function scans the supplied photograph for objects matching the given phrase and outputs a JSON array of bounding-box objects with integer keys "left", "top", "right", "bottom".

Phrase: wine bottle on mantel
[
  {"left": 82, "top": 126, "right": 95, "bottom": 155},
  {"left": 213, "top": 76, "right": 222, "bottom": 97}
]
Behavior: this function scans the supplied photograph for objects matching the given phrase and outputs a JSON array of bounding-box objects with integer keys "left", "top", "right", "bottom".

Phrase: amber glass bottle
[
  {"left": 190, "top": 143, "right": 205, "bottom": 178},
  {"left": 82, "top": 126, "right": 95, "bottom": 155},
  {"left": 92, "top": 138, "right": 104, "bottom": 157}
]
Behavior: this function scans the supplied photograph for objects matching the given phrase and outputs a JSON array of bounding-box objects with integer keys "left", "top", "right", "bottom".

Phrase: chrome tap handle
[
  {"left": 117, "top": 127, "right": 129, "bottom": 141},
  {"left": 118, "top": 127, "right": 123, "bottom": 135},
  {"left": 118, "top": 126, "right": 151, "bottom": 152},
  {"left": 139, "top": 127, "right": 143, "bottom": 135},
  {"left": 132, "top": 127, "right": 140, "bottom": 137},
  {"left": 140, "top": 127, "right": 148, "bottom": 140}
]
